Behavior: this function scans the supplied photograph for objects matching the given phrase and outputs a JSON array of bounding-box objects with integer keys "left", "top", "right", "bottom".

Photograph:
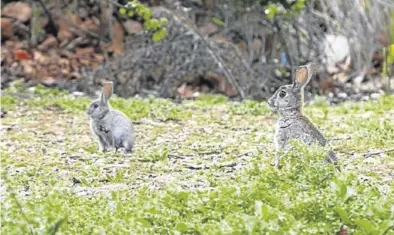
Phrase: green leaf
[
  {"left": 160, "top": 17, "right": 169, "bottom": 25},
  {"left": 176, "top": 222, "right": 188, "bottom": 232},
  {"left": 388, "top": 44, "right": 394, "bottom": 64},
  {"left": 212, "top": 17, "right": 224, "bottom": 26},
  {"left": 261, "top": 204, "right": 271, "bottom": 220},
  {"left": 334, "top": 207, "right": 351, "bottom": 224},
  {"left": 265, "top": 4, "right": 279, "bottom": 19},
  {"left": 378, "top": 220, "right": 394, "bottom": 235},
  {"left": 127, "top": 10, "right": 134, "bottom": 17},
  {"left": 291, "top": 0, "right": 306, "bottom": 13},
  {"left": 355, "top": 219, "right": 377, "bottom": 234},
  {"left": 137, "top": 218, "right": 151, "bottom": 227},
  {"left": 47, "top": 218, "right": 65, "bottom": 235},
  {"left": 146, "top": 19, "right": 160, "bottom": 30},
  {"left": 119, "top": 8, "right": 126, "bottom": 15},
  {"left": 143, "top": 8, "right": 152, "bottom": 21},
  {"left": 152, "top": 28, "right": 168, "bottom": 42},
  {"left": 178, "top": 191, "right": 189, "bottom": 201},
  {"left": 116, "top": 202, "right": 123, "bottom": 213}
]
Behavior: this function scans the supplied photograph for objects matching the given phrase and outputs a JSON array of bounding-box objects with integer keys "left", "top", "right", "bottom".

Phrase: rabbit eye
[
  {"left": 93, "top": 104, "right": 99, "bottom": 108},
  {"left": 279, "top": 90, "right": 287, "bottom": 98}
]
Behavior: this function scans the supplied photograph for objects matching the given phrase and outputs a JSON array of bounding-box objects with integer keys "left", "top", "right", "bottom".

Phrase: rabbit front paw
[
  {"left": 270, "top": 152, "right": 281, "bottom": 169},
  {"left": 98, "top": 138, "right": 108, "bottom": 153},
  {"left": 99, "top": 146, "right": 107, "bottom": 153}
]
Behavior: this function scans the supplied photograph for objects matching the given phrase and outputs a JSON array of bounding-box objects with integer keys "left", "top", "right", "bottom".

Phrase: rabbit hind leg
[
  {"left": 123, "top": 138, "right": 134, "bottom": 153},
  {"left": 113, "top": 136, "right": 124, "bottom": 152}
]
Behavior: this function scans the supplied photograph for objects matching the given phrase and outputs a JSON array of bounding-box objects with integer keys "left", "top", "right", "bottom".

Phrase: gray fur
[
  {"left": 87, "top": 82, "right": 135, "bottom": 153},
  {"left": 268, "top": 64, "right": 337, "bottom": 167}
]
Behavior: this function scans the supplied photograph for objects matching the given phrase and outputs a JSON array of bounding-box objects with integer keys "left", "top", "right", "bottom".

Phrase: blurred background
[{"left": 1, "top": 0, "right": 393, "bottom": 103}]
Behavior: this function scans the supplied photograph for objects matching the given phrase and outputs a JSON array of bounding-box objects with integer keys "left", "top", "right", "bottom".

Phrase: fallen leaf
[
  {"left": 177, "top": 83, "right": 194, "bottom": 98},
  {"left": 236, "top": 41, "right": 248, "bottom": 57},
  {"left": 38, "top": 35, "right": 58, "bottom": 51},
  {"left": 75, "top": 47, "right": 94, "bottom": 56},
  {"left": 33, "top": 50, "right": 48, "bottom": 64},
  {"left": 81, "top": 19, "right": 99, "bottom": 32},
  {"left": 1, "top": 18, "right": 14, "bottom": 39},
  {"left": 69, "top": 14, "right": 83, "bottom": 26},
  {"left": 58, "top": 30, "right": 73, "bottom": 43},
  {"left": 21, "top": 60, "right": 35, "bottom": 77},
  {"left": 55, "top": 17, "right": 74, "bottom": 42},
  {"left": 110, "top": 20, "right": 125, "bottom": 56},
  {"left": 206, "top": 72, "right": 238, "bottom": 97},
  {"left": 14, "top": 49, "right": 32, "bottom": 61}
]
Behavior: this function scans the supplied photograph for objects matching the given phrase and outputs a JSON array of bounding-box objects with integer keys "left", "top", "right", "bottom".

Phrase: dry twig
[{"left": 363, "top": 148, "right": 394, "bottom": 158}]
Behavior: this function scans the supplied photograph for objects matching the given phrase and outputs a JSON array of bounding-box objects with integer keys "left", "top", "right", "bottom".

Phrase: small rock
[
  {"left": 123, "top": 20, "right": 143, "bottom": 34},
  {"left": 0, "top": 109, "right": 7, "bottom": 118},
  {"left": 193, "top": 91, "right": 201, "bottom": 98},
  {"left": 370, "top": 93, "right": 381, "bottom": 100},
  {"left": 0, "top": 125, "right": 12, "bottom": 131},
  {"left": 337, "top": 92, "right": 347, "bottom": 99},
  {"left": 2, "top": 2, "right": 32, "bottom": 22},
  {"left": 199, "top": 22, "right": 219, "bottom": 36},
  {"left": 71, "top": 91, "right": 85, "bottom": 97},
  {"left": 41, "top": 76, "right": 57, "bottom": 85},
  {"left": 360, "top": 82, "right": 375, "bottom": 92},
  {"left": 361, "top": 96, "right": 370, "bottom": 101}
]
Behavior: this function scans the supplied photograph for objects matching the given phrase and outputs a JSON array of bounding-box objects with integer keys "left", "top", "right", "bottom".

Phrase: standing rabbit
[
  {"left": 87, "top": 81, "right": 135, "bottom": 153},
  {"left": 268, "top": 63, "right": 337, "bottom": 168}
]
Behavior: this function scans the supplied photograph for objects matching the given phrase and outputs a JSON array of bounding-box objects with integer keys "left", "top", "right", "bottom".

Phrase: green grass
[{"left": 1, "top": 83, "right": 394, "bottom": 234}]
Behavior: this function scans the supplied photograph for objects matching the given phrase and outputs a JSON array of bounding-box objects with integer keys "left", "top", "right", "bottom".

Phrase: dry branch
[{"left": 363, "top": 148, "right": 394, "bottom": 158}]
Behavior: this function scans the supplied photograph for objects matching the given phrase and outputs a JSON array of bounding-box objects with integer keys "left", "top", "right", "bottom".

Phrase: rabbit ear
[
  {"left": 294, "top": 63, "right": 313, "bottom": 89},
  {"left": 100, "top": 81, "right": 113, "bottom": 104}
]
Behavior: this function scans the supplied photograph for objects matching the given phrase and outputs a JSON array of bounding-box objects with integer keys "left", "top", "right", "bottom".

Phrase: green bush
[{"left": 119, "top": 0, "right": 168, "bottom": 42}]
